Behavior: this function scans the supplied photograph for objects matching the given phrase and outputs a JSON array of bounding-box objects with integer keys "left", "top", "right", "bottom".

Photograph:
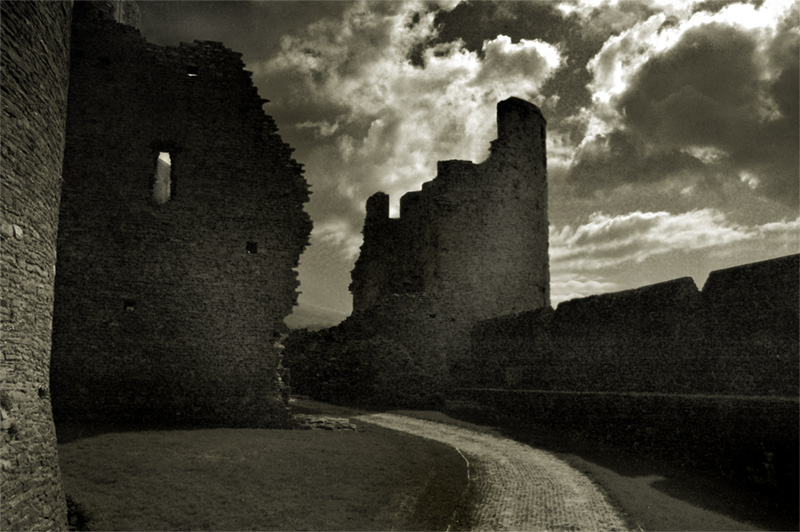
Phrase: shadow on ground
[
  {"left": 58, "top": 397, "right": 798, "bottom": 532},
  {"left": 439, "top": 400, "right": 799, "bottom": 532}
]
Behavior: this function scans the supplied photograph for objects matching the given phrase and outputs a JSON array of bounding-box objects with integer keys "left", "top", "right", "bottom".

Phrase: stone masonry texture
[
  {"left": 459, "top": 254, "right": 799, "bottom": 493},
  {"left": 468, "top": 254, "right": 799, "bottom": 396},
  {"left": 1, "top": 2, "right": 73, "bottom": 530},
  {"left": 50, "top": 3, "right": 311, "bottom": 427},
  {"left": 344, "top": 98, "right": 549, "bottom": 384}
]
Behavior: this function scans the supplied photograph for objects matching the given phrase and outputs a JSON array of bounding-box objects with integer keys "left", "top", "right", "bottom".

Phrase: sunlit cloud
[
  {"left": 261, "top": 0, "right": 563, "bottom": 218},
  {"left": 550, "top": 209, "right": 800, "bottom": 271},
  {"left": 311, "top": 219, "right": 363, "bottom": 262},
  {"left": 569, "top": 0, "right": 799, "bottom": 206},
  {"left": 550, "top": 273, "right": 622, "bottom": 306},
  {"left": 549, "top": 209, "right": 800, "bottom": 304}
]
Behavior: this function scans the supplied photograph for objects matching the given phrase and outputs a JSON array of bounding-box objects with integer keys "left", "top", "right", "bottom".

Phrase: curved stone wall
[{"left": 0, "top": 2, "right": 73, "bottom": 529}]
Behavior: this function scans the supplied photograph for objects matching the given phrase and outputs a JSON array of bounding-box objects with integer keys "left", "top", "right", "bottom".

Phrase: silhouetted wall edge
[{"left": 456, "top": 254, "right": 799, "bottom": 491}]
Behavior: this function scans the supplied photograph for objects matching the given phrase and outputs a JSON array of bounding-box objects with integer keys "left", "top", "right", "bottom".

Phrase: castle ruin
[
  {"left": 347, "top": 98, "right": 549, "bottom": 381},
  {"left": 2, "top": 2, "right": 311, "bottom": 528},
  {"left": 3, "top": 3, "right": 797, "bottom": 529},
  {"left": 352, "top": 97, "right": 549, "bottom": 317},
  {"left": 47, "top": 2, "right": 311, "bottom": 427}
]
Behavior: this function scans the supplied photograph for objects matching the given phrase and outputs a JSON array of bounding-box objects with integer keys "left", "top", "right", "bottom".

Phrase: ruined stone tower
[
  {"left": 1, "top": 2, "right": 72, "bottom": 529},
  {"left": 352, "top": 98, "right": 549, "bottom": 318},
  {"left": 49, "top": 2, "right": 311, "bottom": 426},
  {"left": 349, "top": 98, "right": 549, "bottom": 377}
]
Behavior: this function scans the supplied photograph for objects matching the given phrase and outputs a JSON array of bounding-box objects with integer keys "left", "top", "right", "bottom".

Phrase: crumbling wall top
[{"left": 75, "top": 0, "right": 140, "bottom": 28}]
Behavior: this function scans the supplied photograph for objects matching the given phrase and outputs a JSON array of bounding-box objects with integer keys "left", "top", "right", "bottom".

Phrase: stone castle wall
[
  {"left": 1, "top": 2, "right": 73, "bottom": 529},
  {"left": 50, "top": 4, "right": 311, "bottom": 426},
  {"left": 352, "top": 98, "right": 549, "bottom": 319},
  {"left": 458, "top": 255, "right": 799, "bottom": 494},
  {"left": 468, "top": 254, "right": 799, "bottom": 396},
  {"left": 347, "top": 98, "right": 549, "bottom": 376}
]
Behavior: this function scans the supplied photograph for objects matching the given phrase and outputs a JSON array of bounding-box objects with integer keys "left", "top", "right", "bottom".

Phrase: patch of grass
[{"left": 57, "top": 421, "right": 468, "bottom": 531}]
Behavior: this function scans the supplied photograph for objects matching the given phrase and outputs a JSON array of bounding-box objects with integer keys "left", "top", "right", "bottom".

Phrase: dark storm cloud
[
  {"left": 621, "top": 24, "right": 761, "bottom": 145},
  {"left": 567, "top": 3, "right": 799, "bottom": 208},
  {"left": 432, "top": 0, "right": 598, "bottom": 118},
  {"left": 568, "top": 129, "right": 706, "bottom": 192},
  {"left": 139, "top": 1, "right": 348, "bottom": 60},
  {"left": 433, "top": 1, "right": 573, "bottom": 51}
]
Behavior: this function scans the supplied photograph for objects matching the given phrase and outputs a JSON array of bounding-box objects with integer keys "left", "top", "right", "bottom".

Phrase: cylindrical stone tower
[{"left": 0, "top": 1, "right": 73, "bottom": 530}]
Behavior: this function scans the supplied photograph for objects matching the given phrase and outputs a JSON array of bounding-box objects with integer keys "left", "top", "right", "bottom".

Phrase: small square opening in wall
[
  {"left": 246, "top": 242, "right": 258, "bottom": 254},
  {"left": 187, "top": 66, "right": 199, "bottom": 77},
  {"left": 123, "top": 299, "right": 136, "bottom": 312}
]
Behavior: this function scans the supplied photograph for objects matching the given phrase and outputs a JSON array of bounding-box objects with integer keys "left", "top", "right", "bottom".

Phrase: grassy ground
[
  {"left": 57, "top": 398, "right": 798, "bottom": 531},
  {"left": 57, "top": 418, "right": 468, "bottom": 531}
]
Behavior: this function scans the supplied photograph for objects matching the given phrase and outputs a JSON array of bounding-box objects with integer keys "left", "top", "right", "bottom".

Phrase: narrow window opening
[
  {"left": 123, "top": 299, "right": 136, "bottom": 312},
  {"left": 246, "top": 241, "right": 258, "bottom": 254},
  {"left": 187, "top": 66, "right": 199, "bottom": 77},
  {"left": 153, "top": 152, "right": 172, "bottom": 204}
]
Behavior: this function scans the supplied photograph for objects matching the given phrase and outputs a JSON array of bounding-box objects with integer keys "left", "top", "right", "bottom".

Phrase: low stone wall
[{"left": 284, "top": 294, "right": 451, "bottom": 408}]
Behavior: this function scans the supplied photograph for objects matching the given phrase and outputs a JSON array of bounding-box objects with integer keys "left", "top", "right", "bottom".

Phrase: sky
[{"left": 138, "top": 0, "right": 799, "bottom": 327}]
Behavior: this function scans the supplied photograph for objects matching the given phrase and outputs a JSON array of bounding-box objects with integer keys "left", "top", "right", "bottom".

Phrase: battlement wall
[
  {"left": 467, "top": 254, "right": 799, "bottom": 396},
  {"left": 50, "top": 8, "right": 311, "bottom": 426},
  {"left": 458, "top": 256, "right": 799, "bottom": 495}
]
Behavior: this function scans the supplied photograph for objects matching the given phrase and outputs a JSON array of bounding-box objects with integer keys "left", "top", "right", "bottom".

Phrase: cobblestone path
[{"left": 356, "top": 413, "right": 628, "bottom": 531}]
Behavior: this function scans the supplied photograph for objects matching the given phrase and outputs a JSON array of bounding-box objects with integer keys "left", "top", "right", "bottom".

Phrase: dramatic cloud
[
  {"left": 255, "top": 0, "right": 563, "bottom": 312},
  {"left": 261, "top": 0, "right": 563, "bottom": 214},
  {"left": 137, "top": 1, "right": 799, "bottom": 318},
  {"left": 549, "top": 209, "right": 800, "bottom": 303},
  {"left": 311, "top": 219, "right": 363, "bottom": 262},
  {"left": 568, "top": 0, "right": 799, "bottom": 207}
]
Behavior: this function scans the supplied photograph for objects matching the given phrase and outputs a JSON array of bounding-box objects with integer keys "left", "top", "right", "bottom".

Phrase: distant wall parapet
[{"left": 467, "top": 254, "right": 799, "bottom": 396}]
